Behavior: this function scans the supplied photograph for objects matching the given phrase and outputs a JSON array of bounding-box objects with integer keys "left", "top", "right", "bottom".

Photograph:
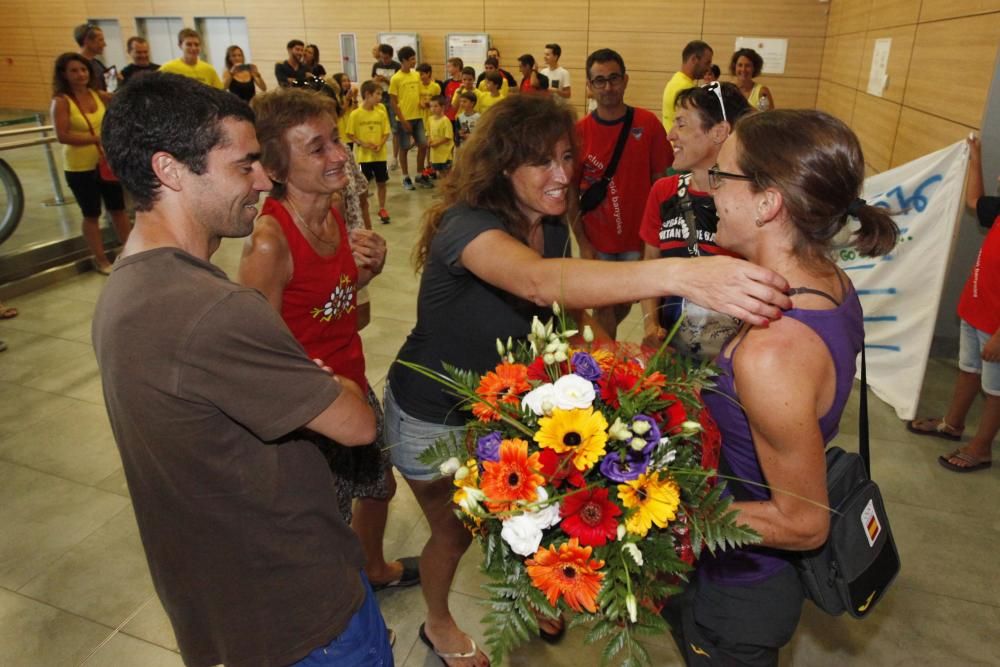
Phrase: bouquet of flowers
[{"left": 401, "top": 306, "right": 760, "bottom": 666}]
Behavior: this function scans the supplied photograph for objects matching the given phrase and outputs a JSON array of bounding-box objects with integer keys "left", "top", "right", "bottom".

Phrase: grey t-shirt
[{"left": 93, "top": 248, "right": 365, "bottom": 667}]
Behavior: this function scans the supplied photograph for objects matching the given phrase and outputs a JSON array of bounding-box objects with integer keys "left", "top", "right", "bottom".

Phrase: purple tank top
[{"left": 700, "top": 281, "right": 864, "bottom": 585}]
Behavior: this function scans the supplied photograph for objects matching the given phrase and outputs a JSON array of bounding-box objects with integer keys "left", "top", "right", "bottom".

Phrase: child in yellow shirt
[
  {"left": 426, "top": 96, "right": 454, "bottom": 177},
  {"left": 416, "top": 63, "right": 441, "bottom": 182},
  {"left": 478, "top": 71, "right": 503, "bottom": 115},
  {"left": 348, "top": 80, "right": 392, "bottom": 224},
  {"left": 451, "top": 67, "right": 482, "bottom": 113}
]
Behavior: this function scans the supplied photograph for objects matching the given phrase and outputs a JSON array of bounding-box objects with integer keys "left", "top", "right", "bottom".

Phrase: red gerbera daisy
[
  {"left": 538, "top": 448, "right": 586, "bottom": 489},
  {"left": 472, "top": 361, "right": 531, "bottom": 422},
  {"left": 560, "top": 487, "right": 622, "bottom": 546}
]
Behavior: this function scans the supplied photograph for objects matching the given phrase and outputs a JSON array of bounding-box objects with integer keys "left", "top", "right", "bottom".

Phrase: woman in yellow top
[
  {"left": 729, "top": 48, "right": 775, "bottom": 111},
  {"left": 50, "top": 53, "right": 130, "bottom": 274}
]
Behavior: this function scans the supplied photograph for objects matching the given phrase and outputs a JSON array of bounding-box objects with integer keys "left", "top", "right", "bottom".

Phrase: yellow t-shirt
[
  {"left": 661, "top": 70, "right": 695, "bottom": 131},
  {"left": 428, "top": 115, "right": 454, "bottom": 165},
  {"left": 62, "top": 90, "right": 104, "bottom": 172},
  {"left": 160, "top": 58, "right": 224, "bottom": 89},
  {"left": 348, "top": 106, "right": 390, "bottom": 163},
  {"left": 418, "top": 81, "right": 441, "bottom": 125},
  {"left": 478, "top": 77, "right": 510, "bottom": 98},
  {"left": 451, "top": 87, "right": 483, "bottom": 112},
  {"left": 477, "top": 91, "right": 503, "bottom": 115},
  {"left": 389, "top": 69, "right": 422, "bottom": 121}
]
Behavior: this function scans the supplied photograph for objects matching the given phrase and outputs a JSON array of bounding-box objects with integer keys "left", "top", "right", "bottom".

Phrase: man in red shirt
[
  {"left": 908, "top": 135, "right": 999, "bottom": 473},
  {"left": 575, "top": 48, "right": 673, "bottom": 338}
]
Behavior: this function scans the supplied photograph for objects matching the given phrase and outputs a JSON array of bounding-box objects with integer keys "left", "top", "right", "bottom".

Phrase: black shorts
[
  {"left": 64, "top": 169, "right": 125, "bottom": 218},
  {"left": 360, "top": 161, "right": 389, "bottom": 184},
  {"left": 662, "top": 566, "right": 804, "bottom": 667}
]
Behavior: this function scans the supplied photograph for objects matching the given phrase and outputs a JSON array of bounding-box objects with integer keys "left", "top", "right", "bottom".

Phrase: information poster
[
  {"left": 446, "top": 34, "right": 490, "bottom": 78},
  {"left": 377, "top": 33, "right": 419, "bottom": 63},
  {"left": 867, "top": 38, "right": 892, "bottom": 97},
  {"left": 734, "top": 37, "right": 788, "bottom": 74}
]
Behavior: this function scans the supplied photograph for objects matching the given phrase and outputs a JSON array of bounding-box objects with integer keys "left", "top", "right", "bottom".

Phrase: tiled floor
[{"left": 2, "top": 157, "right": 1000, "bottom": 666}]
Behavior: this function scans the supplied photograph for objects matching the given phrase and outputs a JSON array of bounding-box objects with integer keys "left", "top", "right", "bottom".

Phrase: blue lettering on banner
[{"left": 871, "top": 174, "right": 943, "bottom": 213}]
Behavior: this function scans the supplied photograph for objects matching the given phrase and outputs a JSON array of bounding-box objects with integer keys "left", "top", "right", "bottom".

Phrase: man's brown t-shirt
[{"left": 93, "top": 248, "right": 365, "bottom": 667}]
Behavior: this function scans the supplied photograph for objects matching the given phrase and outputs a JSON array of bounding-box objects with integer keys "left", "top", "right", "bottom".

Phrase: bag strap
[
  {"left": 65, "top": 93, "right": 106, "bottom": 157},
  {"left": 601, "top": 106, "right": 634, "bottom": 183},
  {"left": 860, "top": 342, "right": 870, "bottom": 477},
  {"left": 677, "top": 173, "right": 700, "bottom": 257}
]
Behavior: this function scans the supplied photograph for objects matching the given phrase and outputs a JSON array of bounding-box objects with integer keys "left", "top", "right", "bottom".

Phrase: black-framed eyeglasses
[
  {"left": 588, "top": 73, "right": 623, "bottom": 89},
  {"left": 708, "top": 164, "right": 754, "bottom": 190},
  {"left": 703, "top": 81, "right": 727, "bottom": 123}
]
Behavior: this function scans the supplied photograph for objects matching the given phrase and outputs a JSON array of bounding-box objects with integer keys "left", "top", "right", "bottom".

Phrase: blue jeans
[{"left": 291, "top": 572, "right": 393, "bottom": 666}]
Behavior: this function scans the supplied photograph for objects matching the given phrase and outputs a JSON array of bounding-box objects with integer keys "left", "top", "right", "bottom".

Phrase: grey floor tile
[
  {"left": 19, "top": 506, "right": 156, "bottom": 627},
  {"left": 120, "top": 595, "right": 178, "bottom": 652},
  {"left": 23, "top": 349, "right": 105, "bottom": 404},
  {"left": 96, "top": 467, "right": 131, "bottom": 497},
  {"left": 0, "top": 460, "right": 128, "bottom": 588},
  {"left": 0, "top": 329, "right": 93, "bottom": 386},
  {"left": 80, "top": 632, "right": 184, "bottom": 667},
  {"left": 0, "top": 382, "right": 79, "bottom": 436},
  {"left": 0, "top": 588, "right": 113, "bottom": 667}
]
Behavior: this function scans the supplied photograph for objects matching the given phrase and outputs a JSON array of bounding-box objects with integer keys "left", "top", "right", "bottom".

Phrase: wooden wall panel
[
  {"left": 815, "top": 79, "right": 857, "bottom": 125},
  {"left": 703, "top": 34, "right": 824, "bottom": 79},
  {"left": 821, "top": 32, "right": 866, "bottom": 89},
  {"left": 302, "top": 0, "right": 390, "bottom": 29},
  {"left": 903, "top": 13, "right": 1000, "bottom": 128},
  {"left": 837, "top": 0, "right": 873, "bottom": 34},
  {"left": 891, "top": 107, "right": 975, "bottom": 167},
  {"left": 852, "top": 93, "right": 901, "bottom": 172},
  {"left": 919, "top": 0, "right": 1000, "bottom": 22},
  {"left": 867, "top": 0, "right": 921, "bottom": 29},
  {"left": 589, "top": 1, "right": 704, "bottom": 36},
  {"left": 704, "top": 0, "right": 828, "bottom": 36},
  {"left": 5, "top": 29, "right": 39, "bottom": 58},
  {"left": 488, "top": 30, "right": 588, "bottom": 74},
  {"left": 585, "top": 31, "right": 692, "bottom": 74},
  {"left": 486, "top": 1, "right": 588, "bottom": 31},
  {"left": 95, "top": 0, "right": 155, "bottom": 15},
  {"left": 858, "top": 24, "right": 915, "bottom": 104},
  {"left": 151, "top": 0, "right": 224, "bottom": 16},
  {"left": 240, "top": 1, "right": 307, "bottom": 31},
  {"left": 620, "top": 70, "right": 673, "bottom": 113},
  {"left": 390, "top": 0, "right": 483, "bottom": 30},
  {"left": 735, "top": 75, "right": 819, "bottom": 109}
]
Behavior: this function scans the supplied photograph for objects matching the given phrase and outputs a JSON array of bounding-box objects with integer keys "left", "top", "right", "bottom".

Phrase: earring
[{"left": 755, "top": 217, "right": 764, "bottom": 227}]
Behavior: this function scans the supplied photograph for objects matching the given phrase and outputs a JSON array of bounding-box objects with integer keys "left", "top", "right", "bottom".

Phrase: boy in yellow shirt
[
  {"left": 477, "top": 71, "right": 503, "bottom": 114},
  {"left": 451, "top": 67, "right": 482, "bottom": 113},
  {"left": 426, "top": 97, "right": 454, "bottom": 178},
  {"left": 416, "top": 63, "right": 441, "bottom": 182},
  {"left": 388, "top": 46, "right": 425, "bottom": 190},
  {"left": 348, "top": 80, "right": 392, "bottom": 224}
]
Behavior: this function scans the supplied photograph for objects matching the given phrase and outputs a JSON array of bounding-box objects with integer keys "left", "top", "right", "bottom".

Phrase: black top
[
  {"left": 477, "top": 68, "right": 517, "bottom": 89},
  {"left": 85, "top": 56, "right": 108, "bottom": 91},
  {"left": 228, "top": 76, "right": 257, "bottom": 102},
  {"left": 121, "top": 63, "right": 159, "bottom": 83},
  {"left": 389, "top": 204, "right": 570, "bottom": 424},
  {"left": 312, "top": 64, "right": 327, "bottom": 78},
  {"left": 275, "top": 60, "right": 308, "bottom": 87},
  {"left": 977, "top": 195, "right": 1000, "bottom": 228}
]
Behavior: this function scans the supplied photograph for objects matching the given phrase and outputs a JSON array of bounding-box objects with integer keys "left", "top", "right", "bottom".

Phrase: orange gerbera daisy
[
  {"left": 480, "top": 438, "right": 545, "bottom": 512},
  {"left": 526, "top": 537, "right": 606, "bottom": 613},
  {"left": 472, "top": 362, "right": 531, "bottom": 422}
]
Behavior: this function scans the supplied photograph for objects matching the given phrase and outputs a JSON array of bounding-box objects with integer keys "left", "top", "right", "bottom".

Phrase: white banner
[{"left": 836, "top": 141, "right": 969, "bottom": 420}]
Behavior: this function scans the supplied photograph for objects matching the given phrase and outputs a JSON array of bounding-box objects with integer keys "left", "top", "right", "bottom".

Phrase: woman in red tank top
[{"left": 237, "top": 88, "right": 419, "bottom": 594}]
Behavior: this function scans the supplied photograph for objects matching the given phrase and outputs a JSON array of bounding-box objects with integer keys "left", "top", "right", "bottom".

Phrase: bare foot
[{"left": 420, "top": 620, "right": 490, "bottom": 667}]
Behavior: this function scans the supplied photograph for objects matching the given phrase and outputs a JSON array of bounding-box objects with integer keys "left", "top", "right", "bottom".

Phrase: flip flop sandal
[
  {"left": 906, "top": 418, "right": 962, "bottom": 441},
  {"left": 938, "top": 450, "right": 992, "bottom": 473},
  {"left": 0, "top": 306, "right": 17, "bottom": 319},
  {"left": 418, "top": 622, "right": 489, "bottom": 666},
  {"left": 538, "top": 613, "right": 566, "bottom": 644},
  {"left": 370, "top": 556, "right": 421, "bottom": 591}
]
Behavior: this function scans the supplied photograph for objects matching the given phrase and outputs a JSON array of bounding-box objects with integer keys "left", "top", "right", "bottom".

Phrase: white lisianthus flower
[
  {"left": 617, "top": 524, "right": 627, "bottom": 541},
  {"left": 522, "top": 383, "right": 557, "bottom": 416},
  {"left": 629, "top": 437, "right": 647, "bottom": 452},
  {"left": 501, "top": 489, "right": 560, "bottom": 556},
  {"left": 439, "top": 457, "right": 460, "bottom": 476},
  {"left": 609, "top": 418, "right": 632, "bottom": 442},
  {"left": 552, "top": 302, "right": 561, "bottom": 316},
  {"left": 680, "top": 420, "right": 703, "bottom": 435},
  {"left": 631, "top": 420, "right": 652, "bottom": 436},
  {"left": 625, "top": 593, "right": 638, "bottom": 623},
  {"left": 553, "top": 349, "right": 568, "bottom": 363},
  {"left": 622, "top": 542, "right": 644, "bottom": 567},
  {"left": 496, "top": 338, "right": 505, "bottom": 357},
  {"left": 552, "top": 373, "right": 596, "bottom": 409},
  {"left": 454, "top": 465, "right": 470, "bottom": 481},
  {"left": 582, "top": 325, "right": 595, "bottom": 343},
  {"left": 543, "top": 353, "right": 555, "bottom": 365}
]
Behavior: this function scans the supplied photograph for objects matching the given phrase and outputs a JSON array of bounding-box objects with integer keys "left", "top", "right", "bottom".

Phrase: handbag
[
  {"left": 579, "top": 107, "right": 633, "bottom": 215},
  {"left": 794, "top": 345, "right": 901, "bottom": 618},
  {"left": 668, "top": 173, "right": 741, "bottom": 359},
  {"left": 66, "top": 94, "right": 118, "bottom": 183}
]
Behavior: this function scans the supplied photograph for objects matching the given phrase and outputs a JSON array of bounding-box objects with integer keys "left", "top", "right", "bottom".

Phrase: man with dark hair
[
  {"left": 517, "top": 54, "right": 549, "bottom": 93},
  {"left": 576, "top": 48, "right": 673, "bottom": 338},
  {"left": 371, "top": 43, "right": 401, "bottom": 169},
  {"left": 74, "top": 23, "right": 111, "bottom": 91},
  {"left": 662, "top": 40, "right": 713, "bottom": 131},
  {"left": 540, "top": 42, "right": 571, "bottom": 100},
  {"left": 276, "top": 39, "right": 310, "bottom": 87},
  {"left": 95, "top": 72, "right": 391, "bottom": 666},
  {"left": 122, "top": 36, "right": 159, "bottom": 83},
  {"left": 476, "top": 46, "right": 517, "bottom": 92},
  {"left": 159, "top": 28, "right": 223, "bottom": 88}
]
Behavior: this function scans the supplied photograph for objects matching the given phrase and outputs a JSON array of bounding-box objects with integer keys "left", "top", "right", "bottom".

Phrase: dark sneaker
[
  {"left": 415, "top": 175, "right": 434, "bottom": 189},
  {"left": 378, "top": 208, "right": 391, "bottom": 224},
  {"left": 402, "top": 176, "right": 415, "bottom": 191}
]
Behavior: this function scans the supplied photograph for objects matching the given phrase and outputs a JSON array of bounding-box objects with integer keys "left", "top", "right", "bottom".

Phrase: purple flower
[
  {"left": 571, "top": 352, "right": 602, "bottom": 382},
  {"left": 599, "top": 448, "right": 652, "bottom": 482},
  {"left": 631, "top": 414, "right": 661, "bottom": 445},
  {"left": 476, "top": 431, "right": 502, "bottom": 462}
]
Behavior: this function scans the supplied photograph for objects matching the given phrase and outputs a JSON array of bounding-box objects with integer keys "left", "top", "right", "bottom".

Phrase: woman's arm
[
  {"left": 966, "top": 135, "right": 984, "bottom": 210},
  {"left": 348, "top": 228, "right": 386, "bottom": 287},
  {"left": 222, "top": 68, "right": 233, "bottom": 88},
  {"left": 460, "top": 229, "right": 791, "bottom": 326},
  {"left": 51, "top": 96, "right": 99, "bottom": 146},
  {"left": 237, "top": 216, "right": 293, "bottom": 312},
  {"left": 251, "top": 64, "right": 267, "bottom": 91},
  {"left": 728, "top": 321, "right": 833, "bottom": 550},
  {"left": 760, "top": 85, "right": 775, "bottom": 110},
  {"left": 640, "top": 242, "right": 667, "bottom": 347}
]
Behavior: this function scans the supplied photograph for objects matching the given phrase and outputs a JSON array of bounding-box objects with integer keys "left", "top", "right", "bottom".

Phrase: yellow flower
[
  {"left": 534, "top": 407, "right": 608, "bottom": 472},
  {"left": 617, "top": 472, "right": 681, "bottom": 537},
  {"left": 453, "top": 458, "right": 479, "bottom": 505}
]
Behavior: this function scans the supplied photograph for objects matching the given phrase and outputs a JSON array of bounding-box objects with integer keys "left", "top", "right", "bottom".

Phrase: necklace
[{"left": 284, "top": 197, "right": 339, "bottom": 251}]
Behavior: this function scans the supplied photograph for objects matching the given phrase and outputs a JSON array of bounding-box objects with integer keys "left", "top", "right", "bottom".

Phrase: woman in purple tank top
[{"left": 662, "top": 110, "right": 899, "bottom": 666}]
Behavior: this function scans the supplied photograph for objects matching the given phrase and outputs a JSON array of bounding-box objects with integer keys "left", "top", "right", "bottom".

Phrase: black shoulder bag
[
  {"left": 795, "top": 344, "right": 901, "bottom": 618},
  {"left": 579, "top": 107, "right": 634, "bottom": 215}
]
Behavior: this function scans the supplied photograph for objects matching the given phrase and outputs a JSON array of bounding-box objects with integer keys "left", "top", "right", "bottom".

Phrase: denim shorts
[
  {"left": 291, "top": 572, "right": 392, "bottom": 666},
  {"left": 395, "top": 118, "right": 427, "bottom": 150},
  {"left": 383, "top": 383, "right": 465, "bottom": 481},
  {"left": 595, "top": 249, "right": 642, "bottom": 262},
  {"left": 959, "top": 319, "right": 1000, "bottom": 396}
]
